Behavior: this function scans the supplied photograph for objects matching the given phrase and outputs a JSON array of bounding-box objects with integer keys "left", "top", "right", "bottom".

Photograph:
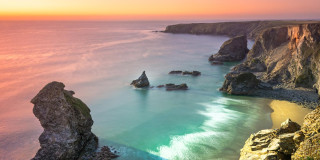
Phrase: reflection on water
[{"left": 0, "top": 21, "right": 268, "bottom": 160}]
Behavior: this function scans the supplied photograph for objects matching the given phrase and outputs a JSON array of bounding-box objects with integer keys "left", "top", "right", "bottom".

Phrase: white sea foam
[{"left": 149, "top": 98, "right": 249, "bottom": 160}]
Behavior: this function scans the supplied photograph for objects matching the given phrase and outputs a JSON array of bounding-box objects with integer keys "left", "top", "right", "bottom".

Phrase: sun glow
[{"left": 0, "top": 0, "right": 320, "bottom": 20}]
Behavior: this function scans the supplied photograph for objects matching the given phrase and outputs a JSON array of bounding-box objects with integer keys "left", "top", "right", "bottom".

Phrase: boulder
[
  {"left": 220, "top": 72, "right": 260, "bottom": 95},
  {"left": 131, "top": 71, "right": 150, "bottom": 88},
  {"left": 31, "top": 81, "right": 98, "bottom": 160},
  {"left": 279, "top": 119, "right": 301, "bottom": 134},
  {"left": 209, "top": 35, "right": 249, "bottom": 62}
]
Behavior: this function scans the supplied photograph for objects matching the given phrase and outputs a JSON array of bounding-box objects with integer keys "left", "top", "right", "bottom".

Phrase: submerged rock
[
  {"left": 131, "top": 71, "right": 150, "bottom": 88},
  {"left": 169, "top": 70, "right": 201, "bottom": 76},
  {"left": 209, "top": 35, "right": 249, "bottom": 62},
  {"left": 182, "top": 71, "right": 201, "bottom": 76},
  {"left": 220, "top": 72, "right": 260, "bottom": 95},
  {"left": 169, "top": 70, "right": 183, "bottom": 74},
  {"left": 31, "top": 81, "right": 98, "bottom": 160},
  {"left": 94, "top": 146, "right": 119, "bottom": 160},
  {"left": 165, "top": 83, "right": 188, "bottom": 91}
]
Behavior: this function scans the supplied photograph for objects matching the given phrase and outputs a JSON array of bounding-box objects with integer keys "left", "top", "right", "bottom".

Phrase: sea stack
[
  {"left": 131, "top": 71, "right": 150, "bottom": 88},
  {"left": 209, "top": 35, "right": 249, "bottom": 62},
  {"left": 31, "top": 81, "right": 98, "bottom": 160}
]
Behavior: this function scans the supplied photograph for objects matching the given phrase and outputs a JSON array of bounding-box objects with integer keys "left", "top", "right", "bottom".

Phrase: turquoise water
[{"left": 0, "top": 21, "right": 272, "bottom": 159}]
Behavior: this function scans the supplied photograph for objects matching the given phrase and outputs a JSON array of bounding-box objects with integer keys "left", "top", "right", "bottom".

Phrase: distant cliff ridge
[{"left": 164, "top": 21, "right": 320, "bottom": 39}]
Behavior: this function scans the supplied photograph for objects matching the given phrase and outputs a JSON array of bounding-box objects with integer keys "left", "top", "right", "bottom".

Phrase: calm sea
[{"left": 0, "top": 21, "right": 272, "bottom": 160}]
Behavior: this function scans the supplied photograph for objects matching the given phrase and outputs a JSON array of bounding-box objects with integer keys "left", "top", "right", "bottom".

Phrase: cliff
[
  {"left": 164, "top": 21, "right": 320, "bottom": 39},
  {"left": 233, "top": 23, "right": 320, "bottom": 89},
  {"left": 32, "top": 82, "right": 98, "bottom": 160},
  {"left": 240, "top": 107, "right": 320, "bottom": 160},
  {"left": 220, "top": 23, "right": 320, "bottom": 108},
  {"left": 209, "top": 35, "right": 249, "bottom": 62}
]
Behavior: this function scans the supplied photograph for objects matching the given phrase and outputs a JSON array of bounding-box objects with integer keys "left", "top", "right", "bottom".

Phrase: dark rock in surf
[
  {"left": 165, "top": 83, "right": 188, "bottom": 91},
  {"left": 220, "top": 72, "right": 260, "bottom": 95},
  {"left": 131, "top": 71, "right": 150, "bottom": 88},
  {"left": 209, "top": 35, "right": 249, "bottom": 62}
]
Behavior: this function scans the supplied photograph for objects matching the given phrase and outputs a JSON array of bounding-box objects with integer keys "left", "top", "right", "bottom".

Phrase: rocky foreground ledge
[
  {"left": 240, "top": 107, "right": 320, "bottom": 160},
  {"left": 32, "top": 81, "right": 118, "bottom": 160}
]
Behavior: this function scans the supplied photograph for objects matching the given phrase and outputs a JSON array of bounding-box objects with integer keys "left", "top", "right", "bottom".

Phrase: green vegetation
[
  {"left": 295, "top": 70, "right": 314, "bottom": 88},
  {"left": 64, "top": 92, "right": 91, "bottom": 118}
]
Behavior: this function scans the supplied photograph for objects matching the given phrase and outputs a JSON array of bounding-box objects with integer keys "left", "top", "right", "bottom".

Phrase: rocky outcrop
[
  {"left": 292, "top": 106, "right": 320, "bottom": 159},
  {"left": 209, "top": 35, "right": 249, "bottom": 62},
  {"left": 169, "top": 70, "right": 201, "bottom": 76},
  {"left": 131, "top": 71, "right": 150, "bottom": 88},
  {"left": 240, "top": 107, "right": 320, "bottom": 160},
  {"left": 220, "top": 72, "right": 261, "bottom": 95},
  {"left": 240, "top": 119, "right": 301, "bottom": 160},
  {"left": 31, "top": 81, "right": 98, "bottom": 160}
]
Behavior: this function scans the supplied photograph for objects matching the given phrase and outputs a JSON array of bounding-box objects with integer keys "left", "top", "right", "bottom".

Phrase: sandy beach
[{"left": 269, "top": 100, "right": 312, "bottom": 128}]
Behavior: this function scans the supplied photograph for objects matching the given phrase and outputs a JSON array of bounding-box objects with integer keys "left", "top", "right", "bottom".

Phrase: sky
[{"left": 0, "top": 0, "right": 320, "bottom": 20}]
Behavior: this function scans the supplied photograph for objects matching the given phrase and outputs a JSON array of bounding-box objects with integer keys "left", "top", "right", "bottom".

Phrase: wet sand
[{"left": 269, "top": 100, "right": 312, "bottom": 128}]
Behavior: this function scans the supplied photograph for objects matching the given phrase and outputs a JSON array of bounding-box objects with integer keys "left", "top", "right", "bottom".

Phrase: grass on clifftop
[{"left": 64, "top": 92, "right": 91, "bottom": 118}]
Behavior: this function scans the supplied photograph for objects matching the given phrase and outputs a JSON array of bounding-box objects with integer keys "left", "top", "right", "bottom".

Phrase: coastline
[{"left": 269, "top": 100, "right": 311, "bottom": 128}]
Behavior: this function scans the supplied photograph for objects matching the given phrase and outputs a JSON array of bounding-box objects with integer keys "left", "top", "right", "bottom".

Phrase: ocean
[{"left": 0, "top": 21, "right": 273, "bottom": 160}]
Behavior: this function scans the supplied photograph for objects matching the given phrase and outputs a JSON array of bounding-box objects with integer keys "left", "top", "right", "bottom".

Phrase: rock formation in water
[
  {"left": 240, "top": 107, "right": 320, "bottom": 160},
  {"left": 220, "top": 72, "right": 261, "bottom": 95},
  {"left": 209, "top": 35, "right": 249, "bottom": 62},
  {"left": 31, "top": 81, "right": 98, "bottom": 160},
  {"left": 165, "top": 83, "right": 188, "bottom": 91},
  {"left": 169, "top": 70, "right": 201, "bottom": 76},
  {"left": 131, "top": 71, "right": 150, "bottom": 88}
]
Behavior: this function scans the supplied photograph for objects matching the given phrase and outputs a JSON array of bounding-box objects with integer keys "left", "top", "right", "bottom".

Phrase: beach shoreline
[{"left": 269, "top": 100, "right": 312, "bottom": 128}]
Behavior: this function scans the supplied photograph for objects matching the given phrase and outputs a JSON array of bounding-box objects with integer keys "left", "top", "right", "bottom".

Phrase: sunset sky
[{"left": 0, "top": 0, "right": 320, "bottom": 20}]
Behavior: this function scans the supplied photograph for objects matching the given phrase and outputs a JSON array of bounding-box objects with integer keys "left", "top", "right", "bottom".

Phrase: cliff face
[
  {"left": 233, "top": 24, "right": 320, "bottom": 93},
  {"left": 240, "top": 107, "right": 320, "bottom": 160},
  {"left": 164, "top": 21, "right": 320, "bottom": 39},
  {"left": 32, "top": 82, "right": 98, "bottom": 160},
  {"left": 209, "top": 35, "right": 249, "bottom": 62}
]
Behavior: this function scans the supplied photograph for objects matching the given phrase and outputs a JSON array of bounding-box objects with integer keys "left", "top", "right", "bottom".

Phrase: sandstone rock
[
  {"left": 240, "top": 107, "right": 320, "bottom": 160},
  {"left": 31, "top": 81, "right": 98, "bottom": 160},
  {"left": 131, "top": 71, "right": 150, "bottom": 88},
  {"left": 209, "top": 35, "right": 249, "bottom": 62},
  {"left": 220, "top": 72, "right": 260, "bottom": 95},
  {"left": 279, "top": 119, "right": 301, "bottom": 134},
  {"left": 240, "top": 119, "right": 301, "bottom": 160},
  {"left": 292, "top": 106, "right": 320, "bottom": 159}
]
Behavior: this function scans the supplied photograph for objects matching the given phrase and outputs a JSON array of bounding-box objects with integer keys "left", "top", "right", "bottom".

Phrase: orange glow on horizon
[{"left": 0, "top": 0, "right": 320, "bottom": 20}]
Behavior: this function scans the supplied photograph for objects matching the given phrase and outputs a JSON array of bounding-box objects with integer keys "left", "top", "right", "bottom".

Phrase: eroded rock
[
  {"left": 131, "top": 71, "right": 150, "bottom": 88},
  {"left": 209, "top": 35, "right": 249, "bottom": 62},
  {"left": 32, "top": 81, "right": 98, "bottom": 160},
  {"left": 220, "top": 72, "right": 260, "bottom": 95}
]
